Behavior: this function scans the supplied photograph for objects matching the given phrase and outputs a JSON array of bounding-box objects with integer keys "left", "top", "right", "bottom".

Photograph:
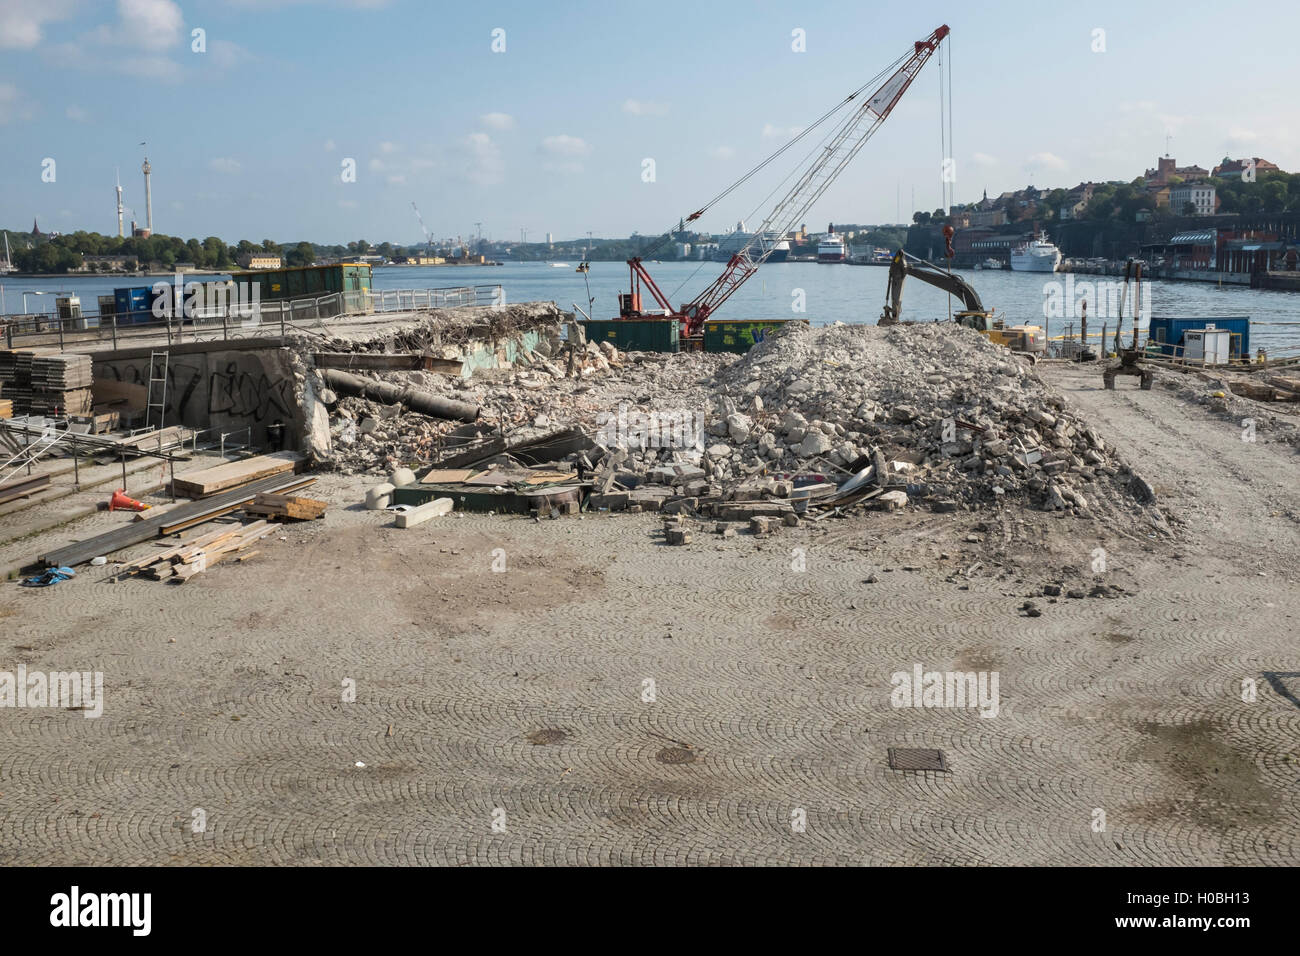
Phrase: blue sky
[{"left": 2, "top": 0, "right": 1297, "bottom": 245}]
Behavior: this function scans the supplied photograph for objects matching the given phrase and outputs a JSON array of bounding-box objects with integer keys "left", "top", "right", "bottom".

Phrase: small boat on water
[
  {"left": 575, "top": 261, "right": 589, "bottom": 273},
  {"left": 550, "top": 262, "right": 570, "bottom": 268}
]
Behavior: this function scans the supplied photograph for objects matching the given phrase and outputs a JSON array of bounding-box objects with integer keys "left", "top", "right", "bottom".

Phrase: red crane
[{"left": 619, "top": 24, "right": 950, "bottom": 342}]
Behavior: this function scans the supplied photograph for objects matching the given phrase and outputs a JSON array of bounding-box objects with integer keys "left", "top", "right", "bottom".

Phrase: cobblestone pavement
[{"left": 2, "top": 361, "right": 1299, "bottom": 865}]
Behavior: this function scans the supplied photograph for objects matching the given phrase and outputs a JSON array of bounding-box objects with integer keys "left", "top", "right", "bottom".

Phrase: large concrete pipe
[{"left": 320, "top": 368, "right": 482, "bottom": 422}]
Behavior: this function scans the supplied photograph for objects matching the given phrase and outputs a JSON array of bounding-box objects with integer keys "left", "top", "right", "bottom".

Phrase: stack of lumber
[
  {"left": 173, "top": 451, "right": 302, "bottom": 498},
  {"left": 115, "top": 521, "right": 278, "bottom": 583},
  {"left": 40, "top": 472, "right": 315, "bottom": 568},
  {"left": 0, "top": 351, "right": 93, "bottom": 416},
  {"left": 243, "top": 492, "right": 326, "bottom": 521},
  {"left": 29, "top": 354, "right": 93, "bottom": 416}
]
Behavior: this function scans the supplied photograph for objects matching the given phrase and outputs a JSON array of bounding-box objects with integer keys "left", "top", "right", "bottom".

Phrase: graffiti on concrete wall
[
  {"left": 208, "top": 360, "right": 293, "bottom": 424},
  {"left": 94, "top": 358, "right": 204, "bottom": 420}
]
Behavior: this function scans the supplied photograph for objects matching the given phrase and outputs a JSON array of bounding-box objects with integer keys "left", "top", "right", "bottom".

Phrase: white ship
[
  {"left": 1010, "top": 235, "right": 1062, "bottom": 272},
  {"left": 715, "top": 221, "right": 791, "bottom": 262},
  {"left": 817, "top": 225, "right": 846, "bottom": 263}
]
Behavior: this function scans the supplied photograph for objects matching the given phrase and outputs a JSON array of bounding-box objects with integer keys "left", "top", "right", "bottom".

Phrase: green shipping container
[
  {"left": 579, "top": 319, "right": 679, "bottom": 353},
  {"left": 229, "top": 263, "right": 372, "bottom": 303},
  {"left": 703, "top": 318, "right": 806, "bottom": 353}
]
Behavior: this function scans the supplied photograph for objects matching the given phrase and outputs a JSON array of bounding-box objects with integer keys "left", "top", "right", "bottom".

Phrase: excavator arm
[{"left": 879, "top": 249, "right": 987, "bottom": 325}]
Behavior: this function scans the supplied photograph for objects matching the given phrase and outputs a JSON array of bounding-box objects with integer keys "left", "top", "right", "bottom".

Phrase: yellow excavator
[{"left": 878, "top": 249, "right": 1045, "bottom": 357}]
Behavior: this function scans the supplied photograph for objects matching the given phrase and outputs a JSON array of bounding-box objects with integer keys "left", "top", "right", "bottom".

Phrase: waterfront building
[
  {"left": 1170, "top": 182, "right": 1217, "bottom": 216},
  {"left": 238, "top": 252, "right": 282, "bottom": 269}
]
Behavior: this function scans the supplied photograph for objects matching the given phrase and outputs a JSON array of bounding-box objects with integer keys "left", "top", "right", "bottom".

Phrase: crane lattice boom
[{"left": 626, "top": 24, "right": 949, "bottom": 339}]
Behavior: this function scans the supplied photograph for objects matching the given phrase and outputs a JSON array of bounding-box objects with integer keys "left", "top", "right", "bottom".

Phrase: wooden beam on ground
[
  {"left": 173, "top": 451, "right": 302, "bottom": 498},
  {"left": 39, "top": 472, "right": 315, "bottom": 568}
]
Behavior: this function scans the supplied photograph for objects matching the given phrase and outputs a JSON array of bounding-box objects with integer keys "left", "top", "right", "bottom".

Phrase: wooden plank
[
  {"left": 160, "top": 477, "right": 315, "bottom": 535},
  {"left": 0, "top": 473, "right": 52, "bottom": 506},
  {"left": 173, "top": 451, "right": 302, "bottom": 498},
  {"left": 417, "top": 468, "right": 473, "bottom": 485},
  {"left": 171, "top": 523, "right": 277, "bottom": 583},
  {"left": 40, "top": 472, "right": 315, "bottom": 567}
]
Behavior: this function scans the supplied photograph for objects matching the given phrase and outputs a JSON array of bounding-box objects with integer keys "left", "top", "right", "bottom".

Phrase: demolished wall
[{"left": 92, "top": 346, "right": 303, "bottom": 450}]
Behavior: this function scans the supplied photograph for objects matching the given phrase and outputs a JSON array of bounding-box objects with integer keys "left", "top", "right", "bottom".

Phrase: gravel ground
[{"left": 0, "top": 359, "right": 1297, "bottom": 865}]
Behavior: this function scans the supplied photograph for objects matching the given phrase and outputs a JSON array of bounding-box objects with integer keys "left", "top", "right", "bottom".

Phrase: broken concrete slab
[{"left": 395, "top": 497, "right": 454, "bottom": 528}]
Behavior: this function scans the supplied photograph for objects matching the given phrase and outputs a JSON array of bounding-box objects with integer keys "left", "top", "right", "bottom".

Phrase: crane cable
[
  {"left": 667, "top": 80, "right": 882, "bottom": 302},
  {"left": 642, "top": 49, "right": 912, "bottom": 262}
]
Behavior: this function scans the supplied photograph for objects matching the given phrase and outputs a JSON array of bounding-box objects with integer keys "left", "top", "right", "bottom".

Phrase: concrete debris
[{"left": 306, "top": 312, "right": 1162, "bottom": 532}]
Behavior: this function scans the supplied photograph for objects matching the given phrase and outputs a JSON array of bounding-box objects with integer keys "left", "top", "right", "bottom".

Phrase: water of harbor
[{"left": 6, "top": 260, "right": 1299, "bottom": 352}]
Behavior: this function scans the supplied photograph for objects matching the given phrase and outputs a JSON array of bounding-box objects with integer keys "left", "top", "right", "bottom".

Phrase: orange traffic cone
[{"left": 109, "top": 489, "right": 149, "bottom": 512}]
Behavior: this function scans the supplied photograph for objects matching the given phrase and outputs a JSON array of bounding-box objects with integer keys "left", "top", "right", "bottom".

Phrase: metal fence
[{"left": 0, "top": 284, "right": 505, "bottom": 352}]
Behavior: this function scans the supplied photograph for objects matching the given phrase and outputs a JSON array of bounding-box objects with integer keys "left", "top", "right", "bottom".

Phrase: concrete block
[
  {"left": 666, "top": 528, "right": 691, "bottom": 546},
  {"left": 869, "top": 490, "right": 910, "bottom": 512},
  {"left": 750, "top": 516, "right": 775, "bottom": 534},
  {"left": 661, "top": 496, "right": 698, "bottom": 515},
  {"left": 395, "top": 497, "right": 453, "bottom": 528}
]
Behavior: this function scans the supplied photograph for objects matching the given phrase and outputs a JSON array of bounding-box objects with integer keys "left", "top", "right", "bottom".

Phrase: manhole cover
[
  {"left": 656, "top": 746, "right": 696, "bottom": 765},
  {"left": 888, "top": 747, "right": 948, "bottom": 773},
  {"left": 527, "top": 729, "right": 568, "bottom": 746}
]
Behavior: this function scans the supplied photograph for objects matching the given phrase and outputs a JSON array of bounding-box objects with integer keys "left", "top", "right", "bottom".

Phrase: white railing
[{"left": 1, "top": 284, "right": 505, "bottom": 351}]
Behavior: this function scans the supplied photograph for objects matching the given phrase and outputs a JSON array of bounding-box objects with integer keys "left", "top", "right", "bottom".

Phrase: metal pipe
[{"left": 320, "top": 368, "right": 482, "bottom": 422}]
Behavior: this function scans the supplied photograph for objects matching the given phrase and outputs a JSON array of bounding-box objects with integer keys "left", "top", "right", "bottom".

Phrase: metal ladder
[{"left": 145, "top": 350, "right": 168, "bottom": 432}]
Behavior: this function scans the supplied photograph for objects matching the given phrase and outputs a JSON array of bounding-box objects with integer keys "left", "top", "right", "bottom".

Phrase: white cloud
[
  {"left": 378, "top": 140, "right": 398, "bottom": 154},
  {"left": 481, "top": 112, "right": 515, "bottom": 130},
  {"left": 709, "top": 145, "right": 735, "bottom": 160},
  {"left": 0, "top": 1, "right": 77, "bottom": 49},
  {"left": 540, "top": 134, "right": 590, "bottom": 157},
  {"left": 1027, "top": 151, "right": 1067, "bottom": 171},
  {"left": 971, "top": 151, "right": 998, "bottom": 167},
  {"left": 762, "top": 123, "right": 802, "bottom": 139},
  {"left": 323, "top": 139, "right": 336, "bottom": 152},
  {"left": 65, "top": 105, "right": 88, "bottom": 121},
  {"left": 209, "top": 157, "right": 241, "bottom": 173},
  {"left": 623, "top": 98, "right": 668, "bottom": 117},
  {"left": 117, "top": 0, "right": 184, "bottom": 51}
]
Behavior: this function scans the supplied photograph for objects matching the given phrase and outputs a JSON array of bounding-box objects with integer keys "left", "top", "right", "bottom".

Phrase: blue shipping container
[
  {"left": 1147, "top": 316, "right": 1250, "bottom": 361},
  {"left": 113, "top": 286, "right": 157, "bottom": 325}
]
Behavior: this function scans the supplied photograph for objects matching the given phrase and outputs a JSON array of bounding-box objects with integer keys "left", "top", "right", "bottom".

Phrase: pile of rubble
[
  {"left": 696, "top": 321, "right": 1158, "bottom": 519},
  {"left": 304, "top": 314, "right": 1165, "bottom": 527}
]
